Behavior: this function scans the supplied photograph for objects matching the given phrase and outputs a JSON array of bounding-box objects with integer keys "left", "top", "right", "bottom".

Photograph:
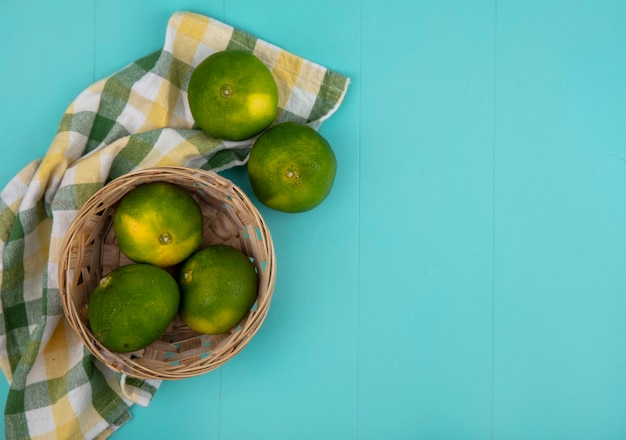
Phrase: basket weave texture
[{"left": 58, "top": 166, "right": 276, "bottom": 380}]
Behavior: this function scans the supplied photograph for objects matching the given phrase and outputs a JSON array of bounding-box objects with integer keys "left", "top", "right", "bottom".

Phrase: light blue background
[{"left": 1, "top": 1, "right": 626, "bottom": 438}]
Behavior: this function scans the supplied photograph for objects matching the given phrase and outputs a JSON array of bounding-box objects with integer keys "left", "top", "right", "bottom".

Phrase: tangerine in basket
[
  {"left": 113, "top": 181, "right": 203, "bottom": 267},
  {"left": 247, "top": 122, "right": 337, "bottom": 213},
  {"left": 88, "top": 264, "right": 180, "bottom": 353},
  {"left": 178, "top": 245, "right": 258, "bottom": 335},
  {"left": 187, "top": 50, "right": 279, "bottom": 141}
]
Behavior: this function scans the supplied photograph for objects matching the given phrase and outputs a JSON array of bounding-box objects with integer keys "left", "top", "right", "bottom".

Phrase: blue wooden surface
[{"left": 1, "top": 1, "right": 626, "bottom": 438}]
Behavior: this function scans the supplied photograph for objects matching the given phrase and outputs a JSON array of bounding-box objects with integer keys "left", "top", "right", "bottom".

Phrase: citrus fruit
[
  {"left": 88, "top": 264, "right": 180, "bottom": 353},
  {"left": 187, "top": 50, "right": 279, "bottom": 141},
  {"left": 178, "top": 245, "right": 258, "bottom": 335},
  {"left": 113, "top": 181, "right": 203, "bottom": 268},
  {"left": 247, "top": 122, "right": 337, "bottom": 213}
]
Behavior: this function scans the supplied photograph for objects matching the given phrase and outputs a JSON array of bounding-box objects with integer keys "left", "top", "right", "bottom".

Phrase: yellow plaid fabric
[{"left": 0, "top": 11, "right": 349, "bottom": 439}]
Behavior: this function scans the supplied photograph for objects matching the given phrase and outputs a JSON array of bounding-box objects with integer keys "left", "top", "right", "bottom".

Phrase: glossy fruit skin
[
  {"left": 247, "top": 122, "right": 337, "bottom": 213},
  {"left": 178, "top": 245, "right": 258, "bottom": 335},
  {"left": 187, "top": 50, "right": 279, "bottom": 141},
  {"left": 88, "top": 264, "right": 180, "bottom": 353},
  {"left": 112, "top": 182, "right": 203, "bottom": 268}
]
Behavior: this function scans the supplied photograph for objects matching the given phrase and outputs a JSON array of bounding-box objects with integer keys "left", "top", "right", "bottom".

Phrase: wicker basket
[{"left": 58, "top": 166, "right": 276, "bottom": 380}]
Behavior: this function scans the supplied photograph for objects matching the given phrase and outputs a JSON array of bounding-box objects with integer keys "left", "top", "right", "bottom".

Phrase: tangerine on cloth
[{"left": 0, "top": 11, "right": 349, "bottom": 439}]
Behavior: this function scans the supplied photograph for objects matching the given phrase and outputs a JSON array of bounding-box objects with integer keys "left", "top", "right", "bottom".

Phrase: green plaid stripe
[
  {"left": 310, "top": 69, "right": 350, "bottom": 121},
  {"left": 152, "top": 51, "right": 194, "bottom": 87},
  {"left": 202, "top": 148, "right": 252, "bottom": 170},
  {"left": 0, "top": 11, "right": 349, "bottom": 439},
  {"left": 1, "top": 237, "right": 25, "bottom": 309},
  {"left": 108, "top": 133, "right": 160, "bottom": 180},
  {"left": 227, "top": 28, "right": 258, "bottom": 52},
  {"left": 59, "top": 111, "right": 97, "bottom": 137},
  {"left": 52, "top": 183, "right": 105, "bottom": 211},
  {"left": 123, "top": 376, "right": 158, "bottom": 396},
  {"left": 90, "top": 367, "right": 131, "bottom": 427}
]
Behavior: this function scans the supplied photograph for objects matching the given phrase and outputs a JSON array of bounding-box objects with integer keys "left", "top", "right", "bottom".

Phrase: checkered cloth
[{"left": 0, "top": 11, "right": 349, "bottom": 439}]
